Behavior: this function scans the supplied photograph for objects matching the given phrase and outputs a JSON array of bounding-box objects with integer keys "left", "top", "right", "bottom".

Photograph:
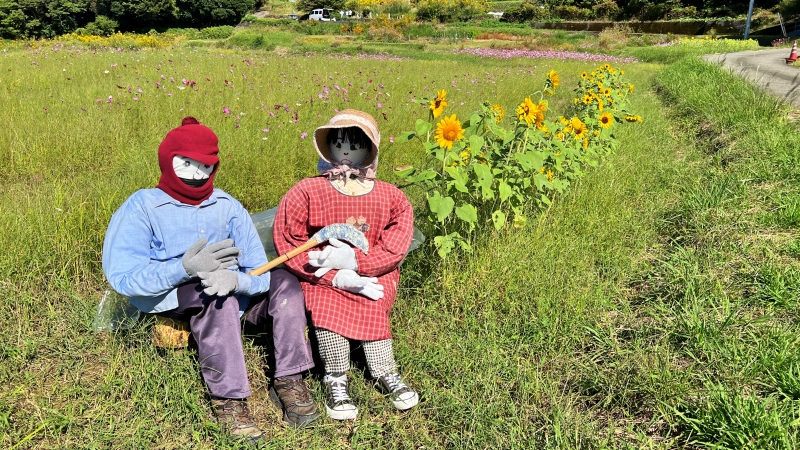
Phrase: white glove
[
  {"left": 198, "top": 270, "right": 239, "bottom": 297},
  {"left": 308, "top": 238, "right": 358, "bottom": 277},
  {"left": 332, "top": 269, "right": 384, "bottom": 301}
]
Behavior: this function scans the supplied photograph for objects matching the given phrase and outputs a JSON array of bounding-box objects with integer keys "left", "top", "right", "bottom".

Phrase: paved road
[{"left": 702, "top": 48, "right": 800, "bottom": 109}]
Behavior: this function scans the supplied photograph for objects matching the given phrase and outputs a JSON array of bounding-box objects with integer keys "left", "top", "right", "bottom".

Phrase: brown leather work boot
[
  {"left": 211, "top": 398, "right": 264, "bottom": 444},
  {"left": 269, "top": 377, "right": 320, "bottom": 428}
]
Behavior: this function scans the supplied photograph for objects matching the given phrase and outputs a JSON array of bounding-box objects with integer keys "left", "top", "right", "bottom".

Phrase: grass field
[{"left": 1, "top": 29, "right": 798, "bottom": 449}]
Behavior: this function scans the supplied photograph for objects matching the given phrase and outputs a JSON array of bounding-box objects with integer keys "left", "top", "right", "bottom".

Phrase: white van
[{"left": 308, "top": 8, "right": 336, "bottom": 21}]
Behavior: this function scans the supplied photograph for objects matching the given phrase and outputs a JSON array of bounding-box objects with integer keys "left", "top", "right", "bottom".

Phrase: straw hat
[{"left": 313, "top": 109, "right": 380, "bottom": 167}]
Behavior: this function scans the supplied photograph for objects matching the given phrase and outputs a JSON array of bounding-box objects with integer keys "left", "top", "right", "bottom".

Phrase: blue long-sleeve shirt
[{"left": 102, "top": 188, "right": 270, "bottom": 314}]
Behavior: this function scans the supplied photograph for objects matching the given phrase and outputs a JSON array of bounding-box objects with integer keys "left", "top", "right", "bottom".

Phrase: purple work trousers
[{"left": 157, "top": 269, "right": 314, "bottom": 399}]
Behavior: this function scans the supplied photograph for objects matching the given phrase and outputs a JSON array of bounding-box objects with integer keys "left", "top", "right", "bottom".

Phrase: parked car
[{"left": 308, "top": 8, "right": 336, "bottom": 21}]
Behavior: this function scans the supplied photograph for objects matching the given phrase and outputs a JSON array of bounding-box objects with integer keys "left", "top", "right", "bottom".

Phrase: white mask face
[
  {"left": 330, "top": 129, "right": 369, "bottom": 167},
  {"left": 173, "top": 156, "right": 214, "bottom": 180}
]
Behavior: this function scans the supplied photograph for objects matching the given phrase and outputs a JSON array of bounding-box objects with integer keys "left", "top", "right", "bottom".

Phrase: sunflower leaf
[
  {"left": 491, "top": 210, "right": 506, "bottom": 230},
  {"left": 427, "top": 192, "right": 455, "bottom": 223},
  {"left": 455, "top": 203, "right": 478, "bottom": 230},
  {"left": 415, "top": 119, "right": 432, "bottom": 136}
]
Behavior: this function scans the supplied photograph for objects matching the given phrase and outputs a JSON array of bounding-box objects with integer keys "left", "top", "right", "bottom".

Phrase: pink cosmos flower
[
  {"left": 223, "top": 107, "right": 231, "bottom": 114},
  {"left": 389, "top": 136, "right": 394, "bottom": 143},
  {"left": 377, "top": 102, "right": 383, "bottom": 108},
  {"left": 300, "top": 132, "right": 308, "bottom": 139}
]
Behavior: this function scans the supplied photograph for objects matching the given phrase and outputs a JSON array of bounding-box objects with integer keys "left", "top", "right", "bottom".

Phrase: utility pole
[{"left": 744, "top": 0, "right": 755, "bottom": 39}]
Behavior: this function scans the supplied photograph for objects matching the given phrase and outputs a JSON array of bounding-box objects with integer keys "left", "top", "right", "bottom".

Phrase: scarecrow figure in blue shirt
[{"left": 102, "top": 117, "right": 319, "bottom": 444}]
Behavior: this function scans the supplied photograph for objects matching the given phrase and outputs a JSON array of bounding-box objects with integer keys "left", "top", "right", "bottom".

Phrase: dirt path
[{"left": 702, "top": 48, "right": 800, "bottom": 109}]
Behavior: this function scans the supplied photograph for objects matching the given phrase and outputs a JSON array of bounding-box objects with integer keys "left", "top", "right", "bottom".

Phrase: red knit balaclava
[{"left": 157, "top": 117, "right": 220, "bottom": 205}]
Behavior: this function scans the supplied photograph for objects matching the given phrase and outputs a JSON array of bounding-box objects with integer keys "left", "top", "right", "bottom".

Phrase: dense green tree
[
  {"left": 0, "top": 0, "right": 92, "bottom": 38},
  {"left": 94, "top": 0, "right": 178, "bottom": 30},
  {"left": 175, "top": 0, "right": 256, "bottom": 27}
]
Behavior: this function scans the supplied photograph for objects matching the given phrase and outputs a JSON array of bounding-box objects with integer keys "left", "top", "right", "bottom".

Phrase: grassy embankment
[{"left": 1, "top": 34, "right": 798, "bottom": 449}]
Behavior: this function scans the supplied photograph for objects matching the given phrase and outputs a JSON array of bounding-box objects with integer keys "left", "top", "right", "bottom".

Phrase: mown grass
[{"left": 3, "top": 34, "right": 798, "bottom": 449}]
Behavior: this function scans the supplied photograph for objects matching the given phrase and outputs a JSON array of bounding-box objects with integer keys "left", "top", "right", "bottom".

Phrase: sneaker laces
[
  {"left": 280, "top": 378, "right": 313, "bottom": 404},
  {"left": 326, "top": 374, "right": 351, "bottom": 403},
  {"left": 382, "top": 373, "right": 408, "bottom": 393}
]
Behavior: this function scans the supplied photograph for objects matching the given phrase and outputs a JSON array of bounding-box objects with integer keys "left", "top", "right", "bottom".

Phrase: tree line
[{"left": 0, "top": 0, "right": 258, "bottom": 39}]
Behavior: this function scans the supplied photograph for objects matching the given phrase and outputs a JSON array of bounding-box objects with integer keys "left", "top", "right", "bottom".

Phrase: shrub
[
  {"left": 415, "top": 0, "right": 488, "bottom": 23},
  {"left": 198, "top": 25, "right": 235, "bottom": 39},
  {"left": 552, "top": 5, "right": 593, "bottom": 20},
  {"left": 83, "top": 15, "right": 119, "bottom": 36},
  {"left": 592, "top": 1, "right": 620, "bottom": 20},
  {"left": 503, "top": 2, "right": 549, "bottom": 23}
]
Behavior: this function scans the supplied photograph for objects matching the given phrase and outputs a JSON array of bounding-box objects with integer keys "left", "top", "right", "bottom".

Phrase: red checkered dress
[{"left": 273, "top": 177, "right": 414, "bottom": 340}]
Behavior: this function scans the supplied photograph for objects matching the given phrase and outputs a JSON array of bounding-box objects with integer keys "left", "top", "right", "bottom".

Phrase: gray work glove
[
  {"left": 308, "top": 238, "right": 358, "bottom": 277},
  {"left": 332, "top": 269, "right": 384, "bottom": 301},
  {"left": 182, "top": 238, "right": 240, "bottom": 278},
  {"left": 198, "top": 270, "right": 239, "bottom": 297}
]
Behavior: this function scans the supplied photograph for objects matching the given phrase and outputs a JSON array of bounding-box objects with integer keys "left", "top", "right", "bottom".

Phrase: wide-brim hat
[{"left": 313, "top": 109, "right": 380, "bottom": 167}]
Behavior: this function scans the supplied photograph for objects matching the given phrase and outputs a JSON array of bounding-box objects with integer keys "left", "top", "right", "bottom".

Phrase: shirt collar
[{"left": 153, "top": 187, "right": 226, "bottom": 207}]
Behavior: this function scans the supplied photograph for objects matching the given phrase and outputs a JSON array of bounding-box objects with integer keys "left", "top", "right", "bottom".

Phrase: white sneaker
[
  {"left": 323, "top": 372, "right": 358, "bottom": 420},
  {"left": 377, "top": 373, "right": 419, "bottom": 411}
]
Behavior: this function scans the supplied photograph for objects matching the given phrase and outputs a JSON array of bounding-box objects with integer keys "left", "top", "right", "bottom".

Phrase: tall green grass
[
  {"left": 0, "top": 44, "right": 666, "bottom": 448},
  {"left": 3, "top": 35, "right": 796, "bottom": 448}
]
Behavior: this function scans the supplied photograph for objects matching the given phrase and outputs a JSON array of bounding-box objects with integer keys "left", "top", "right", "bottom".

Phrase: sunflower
[
  {"left": 624, "top": 115, "right": 643, "bottom": 123},
  {"left": 581, "top": 71, "right": 588, "bottom": 79},
  {"left": 435, "top": 114, "right": 465, "bottom": 150},
  {"left": 582, "top": 94, "right": 593, "bottom": 105},
  {"left": 490, "top": 104, "right": 505, "bottom": 122},
  {"left": 598, "top": 111, "right": 614, "bottom": 129},
  {"left": 582, "top": 138, "right": 589, "bottom": 149},
  {"left": 547, "top": 70, "right": 560, "bottom": 89},
  {"left": 628, "top": 84, "right": 635, "bottom": 94},
  {"left": 430, "top": 89, "right": 448, "bottom": 119},
  {"left": 516, "top": 97, "right": 539, "bottom": 127},
  {"left": 546, "top": 170, "right": 554, "bottom": 182},
  {"left": 559, "top": 116, "right": 569, "bottom": 125},
  {"left": 571, "top": 118, "right": 587, "bottom": 139},
  {"left": 556, "top": 132, "right": 565, "bottom": 141},
  {"left": 536, "top": 100, "right": 547, "bottom": 126}
]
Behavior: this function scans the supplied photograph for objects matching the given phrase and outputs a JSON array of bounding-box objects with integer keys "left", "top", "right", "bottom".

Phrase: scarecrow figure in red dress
[{"left": 274, "top": 109, "right": 419, "bottom": 420}]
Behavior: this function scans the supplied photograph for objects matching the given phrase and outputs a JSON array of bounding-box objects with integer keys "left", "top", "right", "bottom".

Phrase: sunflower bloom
[
  {"left": 582, "top": 94, "right": 592, "bottom": 105},
  {"left": 435, "top": 114, "right": 465, "bottom": 150},
  {"left": 556, "top": 132, "right": 564, "bottom": 141},
  {"left": 581, "top": 71, "right": 588, "bottom": 79},
  {"left": 516, "top": 97, "right": 539, "bottom": 127},
  {"left": 599, "top": 112, "right": 614, "bottom": 129},
  {"left": 628, "top": 84, "right": 635, "bottom": 94},
  {"left": 582, "top": 138, "right": 589, "bottom": 149},
  {"left": 624, "top": 115, "right": 643, "bottom": 123},
  {"left": 547, "top": 170, "right": 554, "bottom": 182},
  {"left": 430, "top": 89, "right": 448, "bottom": 119},
  {"left": 490, "top": 104, "right": 505, "bottom": 122},
  {"left": 547, "top": 70, "right": 560, "bottom": 88}
]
